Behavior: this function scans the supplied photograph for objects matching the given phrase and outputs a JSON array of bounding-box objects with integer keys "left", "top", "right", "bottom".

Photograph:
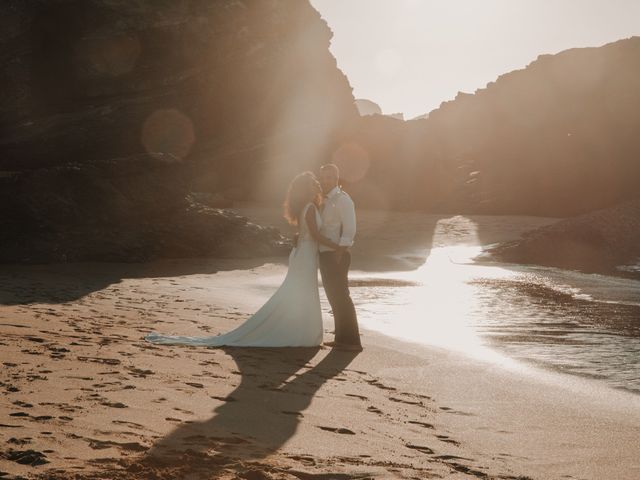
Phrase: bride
[{"left": 144, "top": 171, "right": 341, "bottom": 347}]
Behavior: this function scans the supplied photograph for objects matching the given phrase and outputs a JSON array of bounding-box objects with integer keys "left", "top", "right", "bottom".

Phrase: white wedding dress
[{"left": 144, "top": 203, "right": 323, "bottom": 347}]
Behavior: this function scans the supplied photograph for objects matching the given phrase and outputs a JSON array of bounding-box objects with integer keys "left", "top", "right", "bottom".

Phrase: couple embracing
[{"left": 145, "top": 164, "right": 362, "bottom": 352}]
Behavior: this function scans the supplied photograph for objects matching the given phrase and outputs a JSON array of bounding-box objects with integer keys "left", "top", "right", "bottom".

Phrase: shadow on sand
[
  {"left": 132, "top": 346, "right": 360, "bottom": 478},
  {"left": 0, "top": 257, "right": 278, "bottom": 306}
]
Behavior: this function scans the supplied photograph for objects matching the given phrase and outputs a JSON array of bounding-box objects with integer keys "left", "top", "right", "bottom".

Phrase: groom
[{"left": 318, "top": 163, "right": 362, "bottom": 352}]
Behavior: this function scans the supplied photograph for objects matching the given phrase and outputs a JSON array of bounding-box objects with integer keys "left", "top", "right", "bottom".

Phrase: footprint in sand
[
  {"left": 317, "top": 426, "right": 356, "bottom": 435},
  {"left": 25, "top": 336, "right": 45, "bottom": 343},
  {"left": 439, "top": 406, "right": 474, "bottom": 416},
  {"left": 345, "top": 393, "right": 368, "bottom": 400},
  {"left": 286, "top": 454, "right": 317, "bottom": 466},
  {"left": 198, "top": 360, "right": 220, "bottom": 367},
  {"left": 197, "top": 372, "right": 227, "bottom": 379},
  {"left": 7, "top": 437, "right": 32, "bottom": 445},
  {"left": 389, "top": 396, "right": 423, "bottom": 406},
  {"left": 345, "top": 368, "right": 367, "bottom": 375},
  {"left": 435, "top": 454, "right": 473, "bottom": 461},
  {"left": 436, "top": 435, "right": 461, "bottom": 446},
  {"left": 77, "top": 356, "right": 121, "bottom": 366},
  {"left": 111, "top": 420, "right": 145, "bottom": 430},
  {"left": 407, "top": 420, "right": 434, "bottom": 429},
  {"left": 92, "top": 381, "right": 122, "bottom": 388},
  {"left": 366, "top": 379, "right": 397, "bottom": 391},
  {"left": 48, "top": 345, "right": 70, "bottom": 359},
  {"left": 405, "top": 443, "right": 434, "bottom": 454},
  {"left": 100, "top": 401, "right": 127, "bottom": 408},
  {"left": 184, "top": 382, "right": 204, "bottom": 388},
  {"left": 433, "top": 456, "right": 489, "bottom": 478},
  {"left": 20, "top": 348, "right": 41, "bottom": 355},
  {"left": 211, "top": 395, "right": 237, "bottom": 402},
  {"left": 33, "top": 415, "right": 54, "bottom": 421},
  {"left": 173, "top": 407, "right": 194, "bottom": 415},
  {"left": 87, "top": 438, "right": 148, "bottom": 452}
]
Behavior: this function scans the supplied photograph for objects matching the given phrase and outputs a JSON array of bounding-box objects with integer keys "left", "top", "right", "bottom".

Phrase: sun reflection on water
[
  {"left": 344, "top": 215, "right": 640, "bottom": 393},
  {"left": 347, "top": 215, "right": 515, "bottom": 364},
  {"left": 350, "top": 244, "right": 526, "bottom": 368}
]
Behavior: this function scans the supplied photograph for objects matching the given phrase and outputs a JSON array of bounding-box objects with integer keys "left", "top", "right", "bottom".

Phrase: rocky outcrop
[
  {"left": 488, "top": 198, "right": 640, "bottom": 276},
  {"left": 428, "top": 37, "right": 640, "bottom": 216},
  {"left": 1, "top": 1, "right": 357, "bottom": 170},
  {"left": 340, "top": 37, "right": 640, "bottom": 216},
  {"left": 3, "top": 2, "right": 639, "bottom": 265},
  {"left": 0, "top": 155, "right": 287, "bottom": 263},
  {"left": 354, "top": 99, "right": 382, "bottom": 116},
  {"left": 0, "top": 0, "right": 357, "bottom": 263}
]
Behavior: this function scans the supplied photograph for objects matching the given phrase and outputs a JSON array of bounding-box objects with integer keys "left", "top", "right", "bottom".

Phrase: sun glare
[{"left": 311, "top": 0, "right": 640, "bottom": 117}]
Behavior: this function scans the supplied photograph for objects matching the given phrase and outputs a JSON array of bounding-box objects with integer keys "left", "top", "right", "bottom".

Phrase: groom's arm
[
  {"left": 337, "top": 195, "right": 356, "bottom": 249},
  {"left": 305, "top": 205, "right": 341, "bottom": 250}
]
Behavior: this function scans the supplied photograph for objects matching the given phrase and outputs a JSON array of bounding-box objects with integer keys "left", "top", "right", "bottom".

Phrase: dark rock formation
[
  {"left": 0, "top": 155, "right": 288, "bottom": 263},
  {"left": 488, "top": 198, "right": 640, "bottom": 277},
  {"left": 2, "top": 2, "right": 639, "bottom": 266},
  {"left": 340, "top": 37, "right": 640, "bottom": 216},
  {"left": 429, "top": 37, "right": 640, "bottom": 216},
  {"left": 0, "top": 0, "right": 357, "bottom": 263}
]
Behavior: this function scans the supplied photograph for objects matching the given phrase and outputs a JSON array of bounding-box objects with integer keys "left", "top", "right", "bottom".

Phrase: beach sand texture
[{"left": 2, "top": 208, "right": 639, "bottom": 479}]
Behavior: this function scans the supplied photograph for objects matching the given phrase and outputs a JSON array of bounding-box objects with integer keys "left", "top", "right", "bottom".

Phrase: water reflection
[
  {"left": 349, "top": 246, "right": 519, "bottom": 364},
  {"left": 345, "top": 216, "right": 640, "bottom": 394}
]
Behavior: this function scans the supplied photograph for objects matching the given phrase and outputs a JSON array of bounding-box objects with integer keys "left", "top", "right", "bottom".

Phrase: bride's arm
[{"left": 305, "top": 205, "right": 340, "bottom": 250}]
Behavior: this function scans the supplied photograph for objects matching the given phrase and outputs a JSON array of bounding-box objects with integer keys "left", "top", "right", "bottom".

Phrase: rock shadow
[{"left": 0, "top": 257, "right": 276, "bottom": 306}]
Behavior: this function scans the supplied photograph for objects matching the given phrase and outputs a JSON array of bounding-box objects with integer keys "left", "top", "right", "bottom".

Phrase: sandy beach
[{"left": 2, "top": 208, "right": 639, "bottom": 480}]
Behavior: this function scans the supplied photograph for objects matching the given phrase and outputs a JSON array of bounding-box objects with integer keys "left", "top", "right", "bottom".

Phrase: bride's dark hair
[{"left": 283, "top": 171, "right": 321, "bottom": 226}]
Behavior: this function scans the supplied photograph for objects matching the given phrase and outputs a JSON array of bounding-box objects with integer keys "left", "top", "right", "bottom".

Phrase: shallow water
[
  {"left": 347, "top": 245, "right": 640, "bottom": 394},
  {"left": 238, "top": 206, "right": 640, "bottom": 395}
]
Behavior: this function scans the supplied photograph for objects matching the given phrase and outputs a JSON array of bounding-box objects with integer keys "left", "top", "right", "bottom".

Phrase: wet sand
[{"left": 1, "top": 208, "right": 639, "bottom": 479}]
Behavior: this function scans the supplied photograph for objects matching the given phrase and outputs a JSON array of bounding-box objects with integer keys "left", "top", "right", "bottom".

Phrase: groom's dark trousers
[{"left": 319, "top": 250, "right": 361, "bottom": 346}]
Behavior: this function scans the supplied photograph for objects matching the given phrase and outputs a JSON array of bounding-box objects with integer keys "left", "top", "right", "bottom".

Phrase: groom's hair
[{"left": 320, "top": 163, "right": 339, "bottom": 176}]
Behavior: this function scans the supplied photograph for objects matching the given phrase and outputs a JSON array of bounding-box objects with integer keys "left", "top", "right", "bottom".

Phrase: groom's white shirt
[{"left": 319, "top": 186, "right": 356, "bottom": 253}]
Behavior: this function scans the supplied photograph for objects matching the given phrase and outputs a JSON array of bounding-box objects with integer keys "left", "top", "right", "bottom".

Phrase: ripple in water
[{"left": 348, "top": 246, "right": 640, "bottom": 394}]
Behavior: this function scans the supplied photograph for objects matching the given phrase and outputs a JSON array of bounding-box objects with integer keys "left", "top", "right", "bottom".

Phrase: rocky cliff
[
  {"left": 3, "top": 3, "right": 639, "bottom": 265},
  {"left": 0, "top": 0, "right": 358, "bottom": 263},
  {"left": 340, "top": 37, "right": 640, "bottom": 217}
]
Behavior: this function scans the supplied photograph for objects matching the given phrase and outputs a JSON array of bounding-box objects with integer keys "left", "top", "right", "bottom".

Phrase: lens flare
[
  {"left": 141, "top": 109, "right": 195, "bottom": 160},
  {"left": 332, "top": 142, "right": 370, "bottom": 183}
]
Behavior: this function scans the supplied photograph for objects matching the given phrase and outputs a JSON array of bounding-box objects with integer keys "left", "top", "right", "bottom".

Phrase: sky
[{"left": 310, "top": 0, "right": 640, "bottom": 119}]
